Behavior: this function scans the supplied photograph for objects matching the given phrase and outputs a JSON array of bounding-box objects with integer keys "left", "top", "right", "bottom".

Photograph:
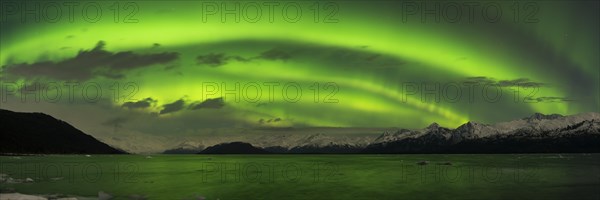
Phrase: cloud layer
[{"left": 4, "top": 41, "right": 179, "bottom": 81}]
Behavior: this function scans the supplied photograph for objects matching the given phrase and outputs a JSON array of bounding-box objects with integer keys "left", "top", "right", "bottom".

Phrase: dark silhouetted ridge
[
  {"left": 198, "top": 142, "right": 269, "bottom": 154},
  {"left": 0, "top": 109, "right": 126, "bottom": 154}
]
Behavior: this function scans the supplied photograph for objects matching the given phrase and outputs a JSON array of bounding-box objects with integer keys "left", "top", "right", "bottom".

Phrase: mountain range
[
  {"left": 189, "top": 112, "right": 600, "bottom": 154},
  {"left": 1, "top": 108, "right": 597, "bottom": 154}
]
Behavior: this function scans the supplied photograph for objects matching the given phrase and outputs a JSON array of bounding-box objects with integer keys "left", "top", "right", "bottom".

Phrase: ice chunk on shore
[
  {"left": 0, "top": 193, "right": 47, "bottom": 200},
  {"left": 98, "top": 191, "right": 113, "bottom": 200}
]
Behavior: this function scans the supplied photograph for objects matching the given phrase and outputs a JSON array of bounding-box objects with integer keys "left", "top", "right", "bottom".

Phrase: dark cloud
[
  {"left": 160, "top": 99, "right": 186, "bottom": 115},
  {"left": 258, "top": 117, "right": 282, "bottom": 124},
  {"left": 463, "top": 76, "right": 495, "bottom": 85},
  {"left": 524, "top": 96, "right": 574, "bottom": 103},
  {"left": 96, "top": 71, "right": 126, "bottom": 79},
  {"left": 190, "top": 97, "right": 225, "bottom": 109},
  {"left": 102, "top": 117, "right": 128, "bottom": 128},
  {"left": 3, "top": 41, "right": 179, "bottom": 81},
  {"left": 497, "top": 78, "right": 545, "bottom": 88},
  {"left": 463, "top": 77, "right": 572, "bottom": 103},
  {"left": 122, "top": 98, "right": 157, "bottom": 109},
  {"left": 258, "top": 48, "right": 291, "bottom": 61},
  {"left": 317, "top": 47, "right": 404, "bottom": 69},
  {"left": 230, "top": 55, "right": 250, "bottom": 62},
  {"left": 193, "top": 43, "right": 407, "bottom": 70},
  {"left": 194, "top": 47, "right": 294, "bottom": 68},
  {"left": 164, "top": 64, "right": 179, "bottom": 70},
  {"left": 195, "top": 53, "right": 251, "bottom": 67},
  {"left": 196, "top": 53, "right": 228, "bottom": 67},
  {"left": 196, "top": 51, "right": 255, "bottom": 67},
  {"left": 463, "top": 77, "right": 545, "bottom": 88}
]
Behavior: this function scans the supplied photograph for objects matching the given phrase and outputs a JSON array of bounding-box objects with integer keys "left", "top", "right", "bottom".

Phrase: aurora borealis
[{"left": 0, "top": 1, "right": 598, "bottom": 151}]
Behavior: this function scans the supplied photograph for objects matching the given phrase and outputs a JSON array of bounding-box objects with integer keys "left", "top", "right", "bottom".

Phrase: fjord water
[{"left": 1, "top": 154, "right": 598, "bottom": 199}]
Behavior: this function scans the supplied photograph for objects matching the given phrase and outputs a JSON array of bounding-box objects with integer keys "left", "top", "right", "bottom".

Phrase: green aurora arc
[{"left": 0, "top": 0, "right": 598, "bottom": 133}]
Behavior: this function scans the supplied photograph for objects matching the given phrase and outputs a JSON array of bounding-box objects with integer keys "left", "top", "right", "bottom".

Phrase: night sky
[{"left": 0, "top": 1, "right": 598, "bottom": 148}]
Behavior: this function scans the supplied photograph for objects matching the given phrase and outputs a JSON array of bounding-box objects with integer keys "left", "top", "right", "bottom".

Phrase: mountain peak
[
  {"left": 426, "top": 122, "right": 440, "bottom": 129},
  {"left": 455, "top": 121, "right": 481, "bottom": 132},
  {"left": 464, "top": 121, "right": 478, "bottom": 127},
  {"left": 524, "top": 113, "right": 564, "bottom": 121}
]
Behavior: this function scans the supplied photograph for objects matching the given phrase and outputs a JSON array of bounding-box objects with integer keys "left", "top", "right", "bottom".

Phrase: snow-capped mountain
[
  {"left": 170, "top": 113, "right": 600, "bottom": 154},
  {"left": 364, "top": 112, "right": 600, "bottom": 153}
]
